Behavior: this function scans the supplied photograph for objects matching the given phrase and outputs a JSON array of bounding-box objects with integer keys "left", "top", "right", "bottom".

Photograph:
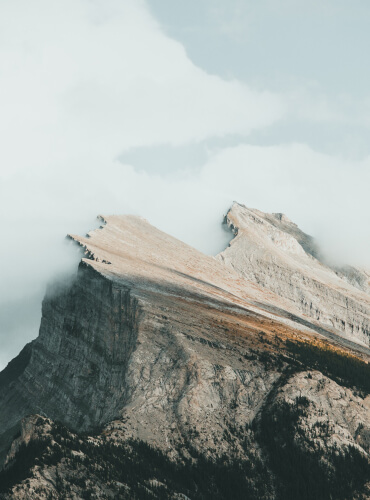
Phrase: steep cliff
[{"left": 0, "top": 210, "right": 369, "bottom": 499}]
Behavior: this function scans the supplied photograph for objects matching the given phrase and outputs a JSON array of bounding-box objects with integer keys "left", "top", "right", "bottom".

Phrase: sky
[{"left": 0, "top": 0, "right": 369, "bottom": 370}]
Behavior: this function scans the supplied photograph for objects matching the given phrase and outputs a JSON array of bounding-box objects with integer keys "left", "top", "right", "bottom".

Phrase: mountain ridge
[
  {"left": 220, "top": 202, "right": 370, "bottom": 346},
  {"left": 0, "top": 203, "right": 369, "bottom": 499}
]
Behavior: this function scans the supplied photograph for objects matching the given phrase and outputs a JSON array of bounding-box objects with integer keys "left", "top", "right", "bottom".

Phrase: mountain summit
[
  {"left": 0, "top": 204, "right": 369, "bottom": 499},
  {"left": 221, "top": 203, "right": 370, "bottom": 345}
]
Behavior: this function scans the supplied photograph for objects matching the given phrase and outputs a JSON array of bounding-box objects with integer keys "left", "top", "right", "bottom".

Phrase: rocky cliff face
[
  {"left": 220, "top": 203, "right": 370, "bottom": 346},
  {"left": 0, "top": 264, "right": 140, "bottom": 466},
  {"left": 0, "top": 208, "right": 370, "bottom": 499}
]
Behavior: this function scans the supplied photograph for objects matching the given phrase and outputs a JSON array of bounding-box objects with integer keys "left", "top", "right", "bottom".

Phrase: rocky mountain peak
[
  {"left": 0, "top": 203, "right": 369, "bottom": 499},
  {"left": 272, "top": 212, "right": 293, "bottom": 224},
  {"left": 221, "top": 202, "right": 370, "bottom": 347}
]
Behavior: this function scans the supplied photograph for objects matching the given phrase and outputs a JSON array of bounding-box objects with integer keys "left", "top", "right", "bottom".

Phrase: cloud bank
[{"left": 0, "top": 0, "right": 369, "bottom": 369}]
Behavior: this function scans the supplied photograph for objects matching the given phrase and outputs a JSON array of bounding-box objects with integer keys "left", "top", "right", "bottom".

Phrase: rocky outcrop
[
  {"left": 220, "top": 202, "right": 370, "bottom": 346},
  {"left": 0, "top": 264, "right": 140, "bottom": 466},
  {"left": 0, "top": 209, "right": 369, "bottom": 499}
]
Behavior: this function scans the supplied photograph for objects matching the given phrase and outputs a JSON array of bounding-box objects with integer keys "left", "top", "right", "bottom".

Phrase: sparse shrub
[
  {"left": 285, "top": 339, "right": 370, "bottom": 394},
  {"left": 0, "top": 420, "right": 272, "bottom": 499},
  {"left": 259, "top": 398, "right": 370, "bottom": 500}
]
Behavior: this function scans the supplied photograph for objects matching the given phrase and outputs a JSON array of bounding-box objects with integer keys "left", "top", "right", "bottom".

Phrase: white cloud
[
  {"left": 0, "top": 0, "right": 285, "bottom": 295},
  {"left": 0, "top": 0, "right": 284, "bottom": 368},
  {"left": 0, "top": 0, "right": 369, "bottom": 371},
  {"left": 0, "top": 0, "right": 283, "bottom": 179},
  {"left": 200, "top": 142, "right": 370, "bottom": 265}
]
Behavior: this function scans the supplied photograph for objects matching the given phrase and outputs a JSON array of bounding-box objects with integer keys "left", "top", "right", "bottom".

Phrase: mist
[{"left": 0, "top": 0, "right": 369, "bottom": 370}]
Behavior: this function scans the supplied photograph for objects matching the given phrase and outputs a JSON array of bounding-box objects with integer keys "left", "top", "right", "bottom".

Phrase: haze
[{"left": 0, "top": 0, "right": 369, "bottom": 370}]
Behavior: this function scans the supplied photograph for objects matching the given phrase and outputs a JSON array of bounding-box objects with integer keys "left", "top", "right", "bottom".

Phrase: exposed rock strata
[
  {"left": 220, "top": 203, "right": 370, "bottom": 346},
  {"left": 0, "top": 209, "right": 370, "bottom": 499}
]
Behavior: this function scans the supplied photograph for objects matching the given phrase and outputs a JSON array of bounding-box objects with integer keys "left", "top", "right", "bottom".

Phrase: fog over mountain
[
  {"left": 0, "top": 0, "right": 369, "bottom": 370},
  {"left": 0, "top": 202, "right": 369, "bottom": 499}
]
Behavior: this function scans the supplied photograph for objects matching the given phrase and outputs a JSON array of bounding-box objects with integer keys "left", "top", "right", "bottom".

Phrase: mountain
[
  {"left": 220, "top": 203, "right": 370, "bottom": 346},
  {"left": 0, "top": 203, "right": 369, "bottom": 499}
]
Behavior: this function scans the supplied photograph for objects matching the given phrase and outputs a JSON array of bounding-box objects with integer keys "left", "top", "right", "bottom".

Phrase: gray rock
[
  {"left": 219, "top": 202, "right": 370, "bottom": 346},
  {"left": 0, "top": 208, "right": 369, "bottom": 498}
]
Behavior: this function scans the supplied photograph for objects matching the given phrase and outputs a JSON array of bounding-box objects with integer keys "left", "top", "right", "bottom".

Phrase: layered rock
[
  {"left": 0, "top": 209, "right": 370, "bottom": 499},
  {"left": 0, "top": 215, "right": 295, "bottom": 462},
  {"left": 220, "top": 203, "right": 370, "bottom": 346}
]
